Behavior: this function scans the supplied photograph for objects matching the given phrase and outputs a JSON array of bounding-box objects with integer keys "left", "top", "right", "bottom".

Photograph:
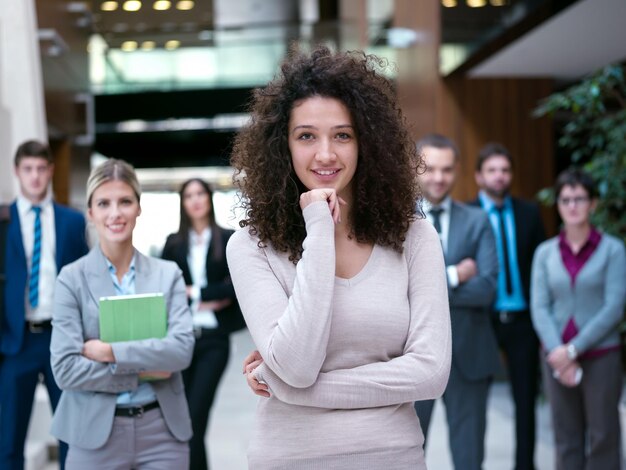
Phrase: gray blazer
[
  {"left": 50, "top": 246, "right": 195, "bottom": 449},
  {"left": 446, "top": 201, "right": 500, "bottom": 380},
  {"left": 531, "top": 233, "right": 626, "bottom": 354}
]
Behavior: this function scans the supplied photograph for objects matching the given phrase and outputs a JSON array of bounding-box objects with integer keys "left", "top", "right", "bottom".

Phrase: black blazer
[
  {"left": 161, "top": 227, "right": 245, "bottom": 335},
  {"left": 469, "top": 196, "right": 546, "bottom": 303}
]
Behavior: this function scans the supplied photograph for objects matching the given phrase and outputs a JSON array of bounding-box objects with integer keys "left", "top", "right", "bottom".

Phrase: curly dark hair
[{"left": 231, "top": 44, "right": 422, "bottom": 262}]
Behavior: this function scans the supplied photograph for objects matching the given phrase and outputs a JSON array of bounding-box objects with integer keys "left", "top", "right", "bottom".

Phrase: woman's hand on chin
[{"left": 300, "top": 188, "right": 346, "bottom": 224}]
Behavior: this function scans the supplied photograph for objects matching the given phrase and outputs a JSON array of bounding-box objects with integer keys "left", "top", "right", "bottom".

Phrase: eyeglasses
[{"left": 557, "top": 196, "right": 590, "bottom": 206}]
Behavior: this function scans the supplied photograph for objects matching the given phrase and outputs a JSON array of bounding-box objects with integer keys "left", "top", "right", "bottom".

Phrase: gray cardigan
[{"left": 530, "top": 232, "right": 626, "bottom": 355}]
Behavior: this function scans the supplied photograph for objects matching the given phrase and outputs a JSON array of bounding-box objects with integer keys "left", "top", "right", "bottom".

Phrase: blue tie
[
  {"left": 29, "top": 206, "right": 42, "bottom": 308},
  {"left": 495, "top": 205, "right": 513, "bottom": 295}
]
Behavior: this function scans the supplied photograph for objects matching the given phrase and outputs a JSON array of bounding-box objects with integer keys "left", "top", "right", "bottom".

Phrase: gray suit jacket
[
  {"left": 50, "top": 246, "right": 195, "bottom": 449},
  {"left": 446, "top": 201, "right": 500, "bottom": 380}
]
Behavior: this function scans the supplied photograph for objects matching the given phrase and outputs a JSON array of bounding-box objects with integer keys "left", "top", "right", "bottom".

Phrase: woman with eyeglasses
[{"left": 531, "top": 168, "right": 625, "bottom": 470}]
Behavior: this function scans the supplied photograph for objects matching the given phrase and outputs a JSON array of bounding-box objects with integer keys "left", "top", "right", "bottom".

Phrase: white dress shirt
[
  {"left": 423, "top": 196, "right": 459, "bottom": 288},
  {"left": 187, "top": 228, "right": 218, "bottom": 329},
  {"left": 17, "top": 193, "right": 57, "bottom": 321}
]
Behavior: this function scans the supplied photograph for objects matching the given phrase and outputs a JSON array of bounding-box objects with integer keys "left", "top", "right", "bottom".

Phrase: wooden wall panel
[{"left": 393, "top": 0, "right": 556, "bottom": 233}]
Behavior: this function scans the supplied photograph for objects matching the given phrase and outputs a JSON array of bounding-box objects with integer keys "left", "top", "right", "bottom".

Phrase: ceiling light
[
  {"left": 141, "top": 41, "right": 156, "bottom": 50},
  {"left": 101, "top": 1, "right": 118, "bottom": 11},
  {"left": 165, "top": 40, "right": 180, "bottom": 50},
  {"left": 467, "top": 0, "right": 487, "bottom": 6},
  {"left": 441, "top": 0, "right": 457, "bottom": 6},
  {"left": 490, "top": 0, "right": 506, "bottom": 5},
  {"left": 123, "top": 0, "right": 142, "bottom": 11},
  {"left": 121, "top": 41, "right": 138, "bottom": 51},
  {"left": 176, "top": 0, "right": 194, "bottom": 11},
  {"left": 153, "top": 0, "right": 171, "bottom": 10}
]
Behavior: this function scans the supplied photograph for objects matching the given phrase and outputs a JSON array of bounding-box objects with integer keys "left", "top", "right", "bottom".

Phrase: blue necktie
[
  {"left": 29, "top": 206, "right": 42, "bottom": 308},
  {"left": 495, "top": 205, "right": 513, "bottom": 295},
  {"left": 430, "top": 207, "right": 443, "bottom": 234}
]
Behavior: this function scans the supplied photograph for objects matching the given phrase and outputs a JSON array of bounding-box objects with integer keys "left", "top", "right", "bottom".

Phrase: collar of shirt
[
  {"left": 105, "top": 254, "right": 137, "bottom": 296},
  {"left": 16, "top": 191, "right": 53, "bottom": 218},
  {"left": 422, "top": 195, "right": 452, "bottom": 214},
  {"left": 188, "top": 227, "right": 212, "bottom": 247},
  {"left": 559, "top": 226, "right": 602, "bottom": 257},
  {"left": 558, "top": 226, "right": 602, "bottom": 286},
  {"left": 478, "top": 190, "right": 512, "bottom": 213}
]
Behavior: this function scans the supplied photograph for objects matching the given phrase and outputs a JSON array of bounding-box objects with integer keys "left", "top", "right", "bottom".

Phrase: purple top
[
  {"left": 559, "top": 227, "right": 618, "bottom": 359},
  {"left": 559, "top": 226, "right": 602, "bottom": 285}
]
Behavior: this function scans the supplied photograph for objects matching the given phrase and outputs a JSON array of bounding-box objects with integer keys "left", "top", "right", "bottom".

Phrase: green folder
[{"left": 99, "top": 293, "right": 167, "bottom": 343}]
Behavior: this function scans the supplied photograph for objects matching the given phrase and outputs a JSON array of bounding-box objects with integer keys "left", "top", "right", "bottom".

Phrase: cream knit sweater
[{"left": 227, "top": 201, "right": 451, "bottom": 470}]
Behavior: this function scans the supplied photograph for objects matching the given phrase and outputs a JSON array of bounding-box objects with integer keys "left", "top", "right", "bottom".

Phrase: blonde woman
[{"left": 50, "top": 159, "right": 194, "bottom": 469}]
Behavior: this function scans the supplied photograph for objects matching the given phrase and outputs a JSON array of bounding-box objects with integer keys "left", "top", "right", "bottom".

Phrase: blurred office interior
[
  {"left": 2, "top": 0, "right": 626, "bottom": 249},
  {"left": 1, "top": 1, "right": 625, "bottom": 468}
]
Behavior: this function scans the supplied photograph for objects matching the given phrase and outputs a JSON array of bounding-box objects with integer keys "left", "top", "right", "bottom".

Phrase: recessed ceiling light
[
  {"left": 165, "top": 39, "right": 181, "bottom": 50},
  {"left": 153, "top": 0, "right": 171, "bottom": 10},
  {"left": 490, "top": 0, "right": 506, "bottom": 5},
  {"left": 441, "top": 0, "right": 457, "bottom": 6},
  {"left": 176, "top": 0, "right": 194, "bottom": 11},
  {"left": 101, "top": 1, "right": 118, "bottom": 11},
  {"left": 467, "top": 0, "right": 487, "bottom": 6},
  {"left": 141, "top": 41, "right": 156, "bottom": 50},
  {"left": 121, "top": 41, "right": 138, "bottom": 51},
  {"left": 123, "top": 0, "right": 142, "bottom": 11}
]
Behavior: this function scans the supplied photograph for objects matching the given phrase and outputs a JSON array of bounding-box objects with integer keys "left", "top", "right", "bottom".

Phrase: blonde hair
[{"left": 86, "top": 158, "right": 141, "bottom": 207}]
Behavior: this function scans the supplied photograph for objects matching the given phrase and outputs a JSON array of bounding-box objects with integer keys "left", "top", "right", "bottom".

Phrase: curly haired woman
[{"left": 227, "top": 45, "right": 452, "bottom": 470}]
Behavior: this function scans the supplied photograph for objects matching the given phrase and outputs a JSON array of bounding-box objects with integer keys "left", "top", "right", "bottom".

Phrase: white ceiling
[{"left": 469, "top": 0, "right": 626, "bottom": 80}]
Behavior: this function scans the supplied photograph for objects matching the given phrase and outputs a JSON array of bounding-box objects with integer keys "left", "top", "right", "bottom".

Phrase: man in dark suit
[
  {"left": 414, "top": 134, "right": 500, "bottom": 470},
  {"left": 470, "top": 142, "right": 545, "bottom": 470},
  {"left": 0, "top": 140, "right": 89, "bottom": 470}
]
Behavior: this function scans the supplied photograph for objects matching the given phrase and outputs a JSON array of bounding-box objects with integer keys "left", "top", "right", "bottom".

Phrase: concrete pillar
[{"left": 0, "top": 0, "right": 47, "bottom": 203}]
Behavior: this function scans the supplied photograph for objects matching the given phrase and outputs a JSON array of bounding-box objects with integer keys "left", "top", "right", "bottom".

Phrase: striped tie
[{"left": 29, "top": 205, "right": 42, "bottom": 308}]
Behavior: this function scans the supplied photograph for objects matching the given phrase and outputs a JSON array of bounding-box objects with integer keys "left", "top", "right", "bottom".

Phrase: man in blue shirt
[{"left": 471, "top": 142, "right": 545, "bottom": 470}]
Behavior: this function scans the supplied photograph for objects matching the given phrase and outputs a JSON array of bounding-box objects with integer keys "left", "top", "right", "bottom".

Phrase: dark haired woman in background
[
  {"left": 162, "top": 178, "right": 242, "bottom": 470},
  {"left": 531, "top": 168, "right": 625, "bottom": 470}
]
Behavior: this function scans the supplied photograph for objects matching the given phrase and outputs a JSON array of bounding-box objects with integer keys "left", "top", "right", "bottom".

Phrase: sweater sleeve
[
  {"left": 254, "top": 221, "right": 452, "bottom": 409},
  {"left": 571, "top": 238, "right": 626, "bottom": 353},
  {"left": 530, "top": 242, "right": 563, "bottom": 352},
  {"left": 226, "top": 201, "right": 337, "bottom": 388}
]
